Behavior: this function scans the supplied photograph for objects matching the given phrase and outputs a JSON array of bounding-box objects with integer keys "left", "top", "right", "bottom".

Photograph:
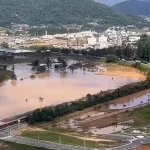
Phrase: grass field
[
  {"left": 135, "top": 107, "right": 150, "bottom": 124},
  {"left": 22, "top": 131, "right": 100, "bottom": 148}
]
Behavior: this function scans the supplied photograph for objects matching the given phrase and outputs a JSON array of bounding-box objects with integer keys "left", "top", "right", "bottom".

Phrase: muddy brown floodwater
[{"left": 0, "top": 62, "right": 140, "bottom": 120}]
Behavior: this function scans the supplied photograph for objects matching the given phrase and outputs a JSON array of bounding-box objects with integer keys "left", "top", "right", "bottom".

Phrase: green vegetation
[
  {"left": 1, "top": 42, "right": 9, "bottom": 49},
  {"left": 138, "top": 34, "right": 150, "bottom": 61},
  {"left": 0, "top": 70, "right": 14, "bottom": 82},
  {"left": 106, "top": 55, "right": 119, "bottom": 63},
  {"left": 0, "top": 0, "right": 147, "bottom": 27},
  {"left": 135, "top": 107, "right": 150, "bottom": 123},
  {"left": 30, "top": 35, "right": 150, "bottom": 64},
  {"left": 22, "top": 131, "right": 99, "bottom": 148},
  {"left": 113, "top": 0, "right": 150, "bottom": 16}
]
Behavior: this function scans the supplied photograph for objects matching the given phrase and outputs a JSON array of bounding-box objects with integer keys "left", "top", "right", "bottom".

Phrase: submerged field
[{"left": 0, "top": 60, "right": 142, "bottom": 120}]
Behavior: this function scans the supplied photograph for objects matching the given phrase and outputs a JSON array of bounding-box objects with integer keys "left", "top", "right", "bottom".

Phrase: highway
[
  {"left": 111, "top": 137, "right": 150, "bottom": 150},
  {"left": 1, "top": 123, "right": 150, "bottom": 150},
  {"left": 0, "top": 123, "right": 93, "bottom": 150}
]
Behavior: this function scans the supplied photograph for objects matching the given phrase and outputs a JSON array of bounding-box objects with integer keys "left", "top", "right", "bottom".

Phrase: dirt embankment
[
  {"left": 96, "top": 71, "right": 146, "bottom": 80},
  {"left": 96, "top": 65, "right": 146, "bottom": 80},
  {"left": 136, "top": 145, "right": 150, "bottom": 150}
]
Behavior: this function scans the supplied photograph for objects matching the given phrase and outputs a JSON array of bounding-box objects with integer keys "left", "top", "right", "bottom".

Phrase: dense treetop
[{"left": 0, "top": 0, "right": 147, "bottom": 27}]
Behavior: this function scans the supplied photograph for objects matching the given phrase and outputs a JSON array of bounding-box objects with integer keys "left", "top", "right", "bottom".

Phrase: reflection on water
[
  {"left": 0, "top": 62, "right": 139, "bottom": 120},
  {"left": 110, "top": 89, "right": 150, "bottom": 110}
]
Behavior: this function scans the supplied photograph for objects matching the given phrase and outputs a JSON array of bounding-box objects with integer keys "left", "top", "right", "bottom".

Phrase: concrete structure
[
  {"left": 87, "top": 37, "right": 97, "bottom": 45},
  {"left": 128, "top": 36, "right": 140, "bottom": 43},
  {"left": 98, "top": 35, "right": 108, "bottom": 48}
]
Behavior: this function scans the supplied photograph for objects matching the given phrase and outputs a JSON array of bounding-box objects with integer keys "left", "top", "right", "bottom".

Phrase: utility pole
[
  {"left": 144, "top": 127, "right": 147, "bottom": 135},
  {"left": 110, "top": 141, "right": 111, "bottom": 148},
  {"left": 38, "top": 132, "right": 39, "bottom": 140},
  {"left": 59, "top": 135, "right": 61, "bottom": 145},
  {"left": 84, "top": 139, "right": 86, "bottom": 148}
]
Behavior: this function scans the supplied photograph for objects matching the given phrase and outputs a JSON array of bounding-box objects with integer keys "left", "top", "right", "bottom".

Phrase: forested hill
[
  {"left": 113, "top": 0, "right": 150, "bottom": 16},
  {"left": 0, "top": 0, "right": 147, "bottom": 27}
]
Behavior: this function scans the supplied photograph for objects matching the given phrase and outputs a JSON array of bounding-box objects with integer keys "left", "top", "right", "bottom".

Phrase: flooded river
[
  {"left": 0, "top": 61, "right": 140, "bottom": 120},
  {"left": 109, "top": 89, "right": 150, "bottom": 110}
]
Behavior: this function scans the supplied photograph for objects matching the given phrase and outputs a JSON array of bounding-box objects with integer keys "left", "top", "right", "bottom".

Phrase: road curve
[{"left": 111, "top": 137, "right": 150, "bottom": 150}]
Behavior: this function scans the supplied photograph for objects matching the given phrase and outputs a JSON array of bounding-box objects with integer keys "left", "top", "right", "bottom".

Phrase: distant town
[{"left": 0, "top": 24, "right": 150, "bottom": 52}]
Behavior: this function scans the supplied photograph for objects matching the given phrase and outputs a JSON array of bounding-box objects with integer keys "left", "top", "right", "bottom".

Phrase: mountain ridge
[
  {"left": 113, "top": 0, "right": 150, "bottom": 16},
  {"left": 0, "top": 0, "right": 147, "bottom": 27}
]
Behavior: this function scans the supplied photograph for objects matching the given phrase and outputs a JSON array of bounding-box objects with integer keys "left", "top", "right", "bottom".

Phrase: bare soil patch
[{"left": 136, "top": 145, "right": 150, "bottom": 150}]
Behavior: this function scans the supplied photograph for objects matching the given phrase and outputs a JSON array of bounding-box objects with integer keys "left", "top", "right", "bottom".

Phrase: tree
[
  {"left": 106, "top": 55, "right": 119, "bottom": 63},
  {"left": 1, "top": 42, "right": 9, "bottom": 49},
  {"left": 138, "top": 34, "right": 150, "bottom": 61},
  {"left": 0, "top": 74, "right": 6, "bottom": 82},
  {"left": 86, "top": 93, "right": 92, "bottom": 101},
  {"left": 32, "top": 60, "right": 39, "bottom": 67},
  {"left": 46, "top": 58, "right": 51, "bottom": 70}
]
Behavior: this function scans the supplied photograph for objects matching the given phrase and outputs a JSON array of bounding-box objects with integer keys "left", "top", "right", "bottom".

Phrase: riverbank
[
  {"left": 95, "top": 62, "right": 146, "bottom": 80},
  {"left": 136, "top": 144, "right": 150, "bottom": 150},
  {"left": 96, "top": 70, "right": 146, "bottom": 80}
]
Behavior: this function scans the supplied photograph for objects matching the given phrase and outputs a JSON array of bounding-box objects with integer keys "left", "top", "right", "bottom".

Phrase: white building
[
  {"left": 42, "top": 31, "right": 97, "bottom": 39},
  {"left": 128, "top": 36, "right": 140, "bottom": 43},
  {"left": 14, "top": 38, "right": 25, "bottom": 44},
  {"left": 88, "top": 37, "right": 97, "bottom": 45},
  {"left": 98, "top": 35, "right": 108, "bottom": 49}
]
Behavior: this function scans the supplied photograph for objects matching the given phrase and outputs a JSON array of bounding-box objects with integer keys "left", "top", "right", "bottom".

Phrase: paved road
[
  {"left": 110, "top": 137, "right": 150, "bottom": 150},
  {"left": 0, "top": 124, "right": 93, "bottom": 150},
  {"left": 0, "top": 123, "right": 27, "bottom": 136},
  {"left": 1, "top": 123, "right": 150, "bottom": 150},
  {"left": 103, "top": 134, "right": 133, "bottom": 141},
  {"left": 1, "top": 136, "right": 92, "bottom": 150}
]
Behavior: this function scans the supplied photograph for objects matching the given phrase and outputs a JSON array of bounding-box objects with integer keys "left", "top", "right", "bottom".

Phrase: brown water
[
  {"left": 0, "top": 62, "right": 139, "bottom": 120},
  {"left": 109, "top": 89, "right": 150, "bottom": 110}
]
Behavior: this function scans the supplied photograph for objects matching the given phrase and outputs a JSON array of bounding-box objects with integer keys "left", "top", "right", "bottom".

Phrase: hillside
[
  {"left": 95, "top": 0, "right": 126, "bottom": 6},
  {"left": 0, "top": 0, "right": 147, "bottom": 27},
  {"left": 113, "top": 0, "right": 150, "bottom": 16}
]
